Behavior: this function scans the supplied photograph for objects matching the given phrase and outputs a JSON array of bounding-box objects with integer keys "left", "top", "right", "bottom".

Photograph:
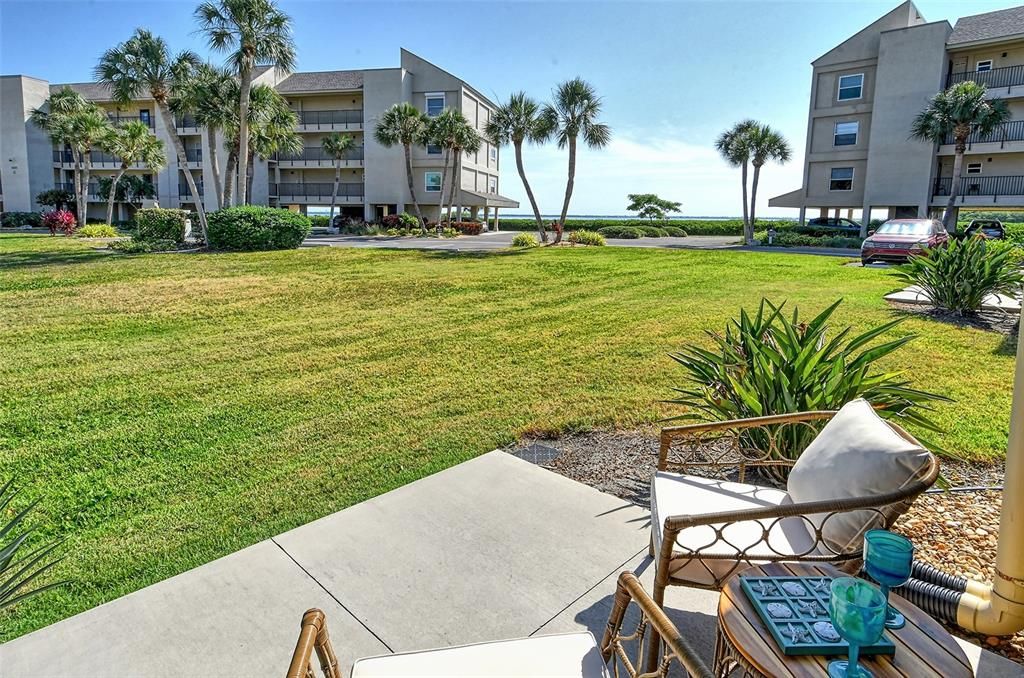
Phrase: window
[
  {"left": 489, "top": 146, "right": 497, "bottom": 162},
  {"left": 966, "top": 162, "right": 983, "bottom": 174},
  {"left": 139, "top": 109, "right": 151, "bottom": 126},
  {"left": 425, "top": 171, "right": 442, "bottom": 192},
  {"left": 829, "top": 167, "right": 854, "bottom": 191},
  {"left": 837, "top": 74, "right": 863, "bottom": 101},
  {"left": 425, "top": 93, "right": 445, "bottom": 117},
  {"left": 426, "top": 144, "right": 442, "bottom": 155},
  {"left": 976, "top": 60, "right": 993, "bottom": 73},
  {"left": 488, "top": 176, "right": 497, "bottom": 194},
  {"left": 833, "top": 121, "right": 859, "bottom": 146}
]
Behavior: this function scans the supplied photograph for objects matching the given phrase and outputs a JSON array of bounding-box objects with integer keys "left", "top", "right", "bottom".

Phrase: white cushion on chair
[
  {"left": 350, "top": 632, "right": 609, "bottom": 677},
  {"left": 651, "top": 472, "right": 815, "bottom": 588},
  {"left": 787, "top": 398, "right": 932, "bottom": 554}
]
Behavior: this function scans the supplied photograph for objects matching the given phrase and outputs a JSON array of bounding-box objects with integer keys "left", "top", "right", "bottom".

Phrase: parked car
[
  {"left": 861, "top": 218, "right": 949, "bottom": 265},
  {"left": 805, "top": 217, "right": 862, "bottom": 234},
  {"left": 963, "top": 219, "right": 1005, "bottom": 240}
]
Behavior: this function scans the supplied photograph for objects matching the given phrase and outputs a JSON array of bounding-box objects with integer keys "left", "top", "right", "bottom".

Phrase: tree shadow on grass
[{"left": 0, "top": 246, "right": 113, "bottom": 271}]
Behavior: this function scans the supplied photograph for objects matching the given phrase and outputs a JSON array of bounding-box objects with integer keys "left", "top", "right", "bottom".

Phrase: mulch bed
[
  {"left": 505, "top": 429, "right": 1022, "bottom": 665},
  {"left": 887, "top": 301, "right": 1020, "bottom": 337}
]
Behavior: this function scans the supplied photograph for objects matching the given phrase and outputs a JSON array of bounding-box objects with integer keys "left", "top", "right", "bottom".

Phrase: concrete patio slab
[
  {"left": 274, "top": 451, "right": 650, "bottom": 653},
  {"left": 0, "top": 540, "right": 388, "bottom": 677}
]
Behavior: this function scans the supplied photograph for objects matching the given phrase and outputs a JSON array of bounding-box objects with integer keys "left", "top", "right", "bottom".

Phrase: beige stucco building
[
  {"left": 771, "top": 2, "right": 1024, "bottom": 227},
  {"left": 0, "top": 49, "right": 517, "bottom": 224}
]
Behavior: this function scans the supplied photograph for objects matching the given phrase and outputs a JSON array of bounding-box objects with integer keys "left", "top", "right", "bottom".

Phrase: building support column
[
  {"left": 861, "top": 201, "right": 873, "bottom": 237},
  {"left": 482, "top": 205, "right": 489, "bottom": 229},
  {"left": 798, "top": 206, "right": 807, "bottom": 227},
  {"left": 819, "top": 207, "right": 828, "bottom": 218},
  {"left": 493, "top": 206, "right": 500, "bottom": 232}
]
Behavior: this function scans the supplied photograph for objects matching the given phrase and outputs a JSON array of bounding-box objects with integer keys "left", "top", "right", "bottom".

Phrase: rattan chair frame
[{"left": 286, "top": 608, "right": 342, "bottom": 678}]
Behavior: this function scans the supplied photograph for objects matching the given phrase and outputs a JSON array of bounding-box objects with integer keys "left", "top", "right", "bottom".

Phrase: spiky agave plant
[
  {"left": 666, "top": 299, "right": 950, "bottom": 469},
  {"left": 0, "top": 479, "right": 65, "bottom": 610}
]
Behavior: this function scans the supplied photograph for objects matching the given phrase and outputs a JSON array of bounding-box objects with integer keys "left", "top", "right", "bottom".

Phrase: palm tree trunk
[
  {"left": 81, "top": 150, "right": 93, "bottom": 226},
  {"left": 106, "top": 164, "right": 128, "bottom": 226},
  {"left": 157, "top": 100, "right": 208, "bottom": 241},
  {"left": 223, "top": 148, "right": 237, "bottom": 209},
  {"left": 70, "top": 148, "right": 83, "bottom": 227},
  {"left": 440, "top": 147, "right": 451, "bottom": 224},
  {"left": 741, "top": 159, "right": 750, "bottom": 237},
  {"left": 245, "top": 150, "right": 254, "bottom": 205},
  {"left": 446, "top": 149, "right": 460, "bottom": 224},
  {"left": 748, "top": 163, "right": 762, "bottom": 246},
  {"left": 403, "top": 143, "right": 425, "bottom": 231},
  {"left": 207, "top": 126, "right": 223, "bottom": 210},
  {"left": 237, "top": 66, "right": 253, "bottom": 206},
  {"left": 943, "top": 140, "right": 967, "bottom": 232},
  {"left": 555, "top": 135, "right": 577, "bottom": 244},
  {"left": 329, "top": 160, "right": 340, "bottom": 224},
  {"left": 515, "top": 141, "right": 547, "bottom": 243}
]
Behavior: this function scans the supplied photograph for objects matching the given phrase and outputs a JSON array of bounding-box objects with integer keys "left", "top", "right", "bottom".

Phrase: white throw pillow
[{"left": 786, "top": 398, "right": 932, "bottom": 554}]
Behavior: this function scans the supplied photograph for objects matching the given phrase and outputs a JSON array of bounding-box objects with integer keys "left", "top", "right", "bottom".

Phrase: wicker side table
[{"left": 715, "top": 562, "right": 974, "bottom": 677}]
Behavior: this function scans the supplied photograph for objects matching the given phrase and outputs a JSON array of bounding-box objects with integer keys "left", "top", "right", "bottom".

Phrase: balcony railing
[
  {"left": 175, "top": 114, "right": 199, "bottom": 129},
  {"left": 57, "top": 182, "right": 157, "bottom": 200},
  {"left": 271, "top": 182, "right": 365, "bottom": 198},
  {"left": 183, "top": 148, "right": 203, "bottom": 163},
  {"left": 179, "top": 183, "right": 205, "bottom": 197},
  {"left": 942, "top": 120, "right": 1024, "bottom": 146},
  {"left": 933, "top": 175, "right": 1024, "bottom": 198},
  {"left": 108, "top": 114, "right": 154, "bottom": 129},
  {"left": 296, "top": 109, "right": 362, "bottom": 127},
  {"left": 273, "top": 146, "right": 364, "bottom": 163},
  {"left": 948, "top": 64, "right": 1024, "bottom": 91}
]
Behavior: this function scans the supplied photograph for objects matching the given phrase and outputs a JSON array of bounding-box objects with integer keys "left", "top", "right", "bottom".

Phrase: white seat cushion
[
  {"left": 651, "top": 472, "right": 815, "bottom": 587},
  {"left": 787, "top": 398, "right": 932, "bottom": 555},
  {"left": 350, "top": 632, "right": 609, "bottom": 677}
]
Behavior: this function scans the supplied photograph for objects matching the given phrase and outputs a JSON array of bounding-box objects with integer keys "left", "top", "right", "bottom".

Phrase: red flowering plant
[{"left": 42, "top": 209, "right": 77, "bottom": 236}]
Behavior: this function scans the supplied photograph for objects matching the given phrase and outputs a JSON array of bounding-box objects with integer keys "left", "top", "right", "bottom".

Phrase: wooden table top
[{"left": 718, "top": 562, "right": 974, "bottom": 678}]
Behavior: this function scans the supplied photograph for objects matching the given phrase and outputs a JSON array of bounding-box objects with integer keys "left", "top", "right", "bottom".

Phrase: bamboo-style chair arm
[
  {"left": 286, "top": 608, "right": 342, "bottom": 678},
  {"left": 601, "top": 572, "right": 714, "bottom": 677}
]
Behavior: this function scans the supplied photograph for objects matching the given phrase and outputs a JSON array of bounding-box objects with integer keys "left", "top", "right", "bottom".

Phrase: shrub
[
  {"left": 77, "top": 224, "right": 119, "bottom": 238},
  {"left": 0, "top": 478, "right": 65, "bottom": 611},
  {"left": 667, "top": 299, "right": 949, "bottom": 468},
  {"left": 451, "top": 221, "right": 483, "bottom": 235},
  {"left": 494, "top": 218, "right": 790, "bottom": 236},
  {"left": 42, "top": 209, "right": 76, "bottom": 236},
  {"left": 1, "top": 211, "right": 43, "bottom": 228},
  {"left": 988, "top": 239, "right": 1024, "bottom": 265},
  {"left": 511, "top": 232, "right": 539, "bottom": 248},
  {"left": 135, "top": 208, "right": 190, "bottom": 244},
  {"left": 897, "top": 235, "right": 1023, "bottom": 316},
  {"left": 1005, "top": 223, "right": 1024, "bottom": 245},
  {"left": 109, "top": 238, "right": 180, "bottom": 254},
  {"left": 637, "top": 225, "right": 668, "bottom": 237},
  {"left": 207, "top": 206, "right": 312, "bottom": 251},
  {"left": 662, "top": 226, "right": 688, "bottom": 237},
  {"left": 398, "top": 212, "right": 419, "bottom": 229},
  {"left": 759, "top": 230, "right": 862, "bottom": 249},
  {"left": 309, "top": 215, "right": 331, "bottom": 227},
  {"left": 596, "top": 225, "right": 643, "bottom": 239},
  {"left": 440, "top": 227, "right": 459, "bottom": 238},
  {"left": 568, "top": 230, "right": 606, "bottom": 246}
]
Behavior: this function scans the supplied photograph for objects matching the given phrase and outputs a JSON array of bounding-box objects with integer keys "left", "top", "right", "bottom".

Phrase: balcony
[
  {"left": 947, "top": 64, "right": 1024, "bottom": 92},
  {"left": 178, "top": 183, "right": 205, "bottom": 201},
  {"left": 272, "top": 146, "right": 364, "bottom": 167},
  {"left": 51, "top": 150, "right": 150, "bottom": 168},
  {"left": 175, "top": 115, "right": 201, "bottom": 134},
  {"left": 941, "top": 120, "right": 1024, "bottom": 149},
  {"left": 933, "top": 175, "right": 1024, "bottom": 204},
  {"left": 295, "top": 109, "right": 362, "bottom": 132},
  {"left": 270, "top": 182, "right": 364, "bottom": 202},
  {"left": 107, "top": 113, "right": 154, "bottom": 129},
  {"left": 181, "top": 148, "right": 203, "bottom": 167}
]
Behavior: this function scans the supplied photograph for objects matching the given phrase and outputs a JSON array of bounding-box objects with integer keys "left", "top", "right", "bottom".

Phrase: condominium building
[
  {"left": 0, "top": 49, "right": 517, "bottom": 224},
  {"left": 770, "top": 2, "right": 1024, "bottom": 226}
]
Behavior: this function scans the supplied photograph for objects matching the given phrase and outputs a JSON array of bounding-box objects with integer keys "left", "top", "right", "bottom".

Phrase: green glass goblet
[
  {"left": 864, "top": 529, "right": 914, "bottom": 629},
  {"left": 828, "top": 577, "right": 887, "bottom": 678}
]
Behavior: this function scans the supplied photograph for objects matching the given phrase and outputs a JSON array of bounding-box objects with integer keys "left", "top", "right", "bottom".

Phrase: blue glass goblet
[
  {"left": 863, "top": 529, "right": 914, "bottom": 629},
  {"left": 828, "top": 577, "right": 887, "bottom": 678}
]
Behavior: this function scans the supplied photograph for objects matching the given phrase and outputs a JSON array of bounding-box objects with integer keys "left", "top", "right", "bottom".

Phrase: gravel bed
[{"left": 506, "top": 429, "right": 1021, "bottom": 665}]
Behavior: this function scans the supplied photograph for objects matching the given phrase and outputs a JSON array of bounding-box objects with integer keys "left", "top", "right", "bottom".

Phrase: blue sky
[{"left": 1, "top": 0, "right": 1018, "bottom": 216}]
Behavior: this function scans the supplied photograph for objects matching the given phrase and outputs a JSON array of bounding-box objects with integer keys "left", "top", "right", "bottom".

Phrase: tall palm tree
[
  {"left": 171, "top": 64, "right": 236, "bottom": 208},
  {"left": 98, "top": 120, "right": 167, "bottom": 225},
  {"left": 195, "top": 0, "right": 296, "bottom": 207},
  {"left": 94, "top": 29, "right": 207, "bottom": 239},
  {"left": 911, "top": 80, "right": 1011, "bottom": 232},
  {"left": 425, "top": 109, "right": 462, "bottom": 223},
  {"left": 224, "top": 84, "right": 301, "bottom": 204},
  {"left": 746, "top": 124, "right": 792, "bottom": 245},
  {"left": 485, "top": 92, "right": 553, "bottom": 242},
  {"left": 322, "top": 132, "right": 356, "bottom": 224},
  {"left": 30, "top": 87, "right": 91, "bottom": 226},
  {"left": 446, "top": 120, "right": 481, "bottom": 225},
  {"left": 374, "top": 103, "right": 429, "bottom": 229},
  {"left": 542, "top": 78, "right": 611, "bottom": 244},
  {"left": 715, "top": 119, "right": 757, "bottom": 240}
]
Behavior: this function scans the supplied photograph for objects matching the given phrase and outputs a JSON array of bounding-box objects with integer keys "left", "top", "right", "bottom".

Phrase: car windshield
[{"left": 876, "top": 221, "right": 930, "bottom": 236}]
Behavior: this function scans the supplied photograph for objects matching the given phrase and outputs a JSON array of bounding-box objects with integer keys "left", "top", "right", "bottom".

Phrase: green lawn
[{"left": 0, "top": 233, "right": 1013, "bottom": 640}]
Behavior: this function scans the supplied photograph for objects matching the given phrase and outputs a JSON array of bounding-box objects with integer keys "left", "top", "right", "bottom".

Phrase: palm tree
[
  {"left": 911, "top": 80, "right": 1011, "bottom": 232},
  {"left": 542, "top": 78, "right": 611, "bottom": 244},
  {"left": 746, "top": 123, "right": 792, "bottom": 245},
  {"left": 224, "top": 84, "right": 301, "bottom": 204},
  {"left": 98, "top": 120, "right": 167, "bottom": 225},
  {"left": 446, "top": 120, "right": 481, "bottom": 225},
  {"left": 322, "top": 132, "right": 356, "bottom": 224},
  {"left": 425, "top": 109, "right": 462, "bottom": 223},
  {"left": 171, "top": 64, "right": 236, "bottom": 208},
  {"left": 30, "top": 87, "right": 91, "bottom": 226},
  {"left": 70, "top": 106, "right": 113, "bottom": 227},
  {"left": 374, "top": 103, "right": 429, "bottom": 229},
  {"left": 715, "top": 119, "right": 757, "bottom": 241},
  {"left": 195, "top": 0, "right": 296, "bottom": 207},
  {"left": 94, "top": 29, "right": 207, "bottom": 239},
  {"left": 485, "top": 92, "right": 553, "bottom": 242}
]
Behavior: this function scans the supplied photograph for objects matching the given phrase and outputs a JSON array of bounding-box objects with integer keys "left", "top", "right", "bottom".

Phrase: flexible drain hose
[
  {"left": 901, "top": 578, "right": 964, "bottom": 624},
  {"left": 910, "top": 560, "right": 969, "bottom": 593}
]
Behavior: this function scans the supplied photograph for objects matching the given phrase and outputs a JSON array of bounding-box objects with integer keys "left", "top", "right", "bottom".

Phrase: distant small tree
[
  {"left": 627, "top": 193, "right": 682, "bottom": 221},
  {"left": 96, "top": 175, "right": 157, "bottom": 218},
  {"left": 36, "top": 188, "right": 76, "bottom": 212}
]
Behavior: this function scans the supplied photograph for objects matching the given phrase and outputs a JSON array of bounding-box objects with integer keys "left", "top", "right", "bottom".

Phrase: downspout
[{"left": 903, "top": 307, "right": 1024, "bottom": 636}]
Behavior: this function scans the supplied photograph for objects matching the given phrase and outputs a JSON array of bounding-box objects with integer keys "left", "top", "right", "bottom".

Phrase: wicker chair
[{"left": 286, "top": 572, "right": 713, "bottom": 678}]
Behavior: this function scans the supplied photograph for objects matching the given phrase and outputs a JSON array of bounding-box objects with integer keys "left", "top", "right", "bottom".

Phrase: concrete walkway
[{"left": 1, "top": 452, "right": 1016, "bottom": 676}]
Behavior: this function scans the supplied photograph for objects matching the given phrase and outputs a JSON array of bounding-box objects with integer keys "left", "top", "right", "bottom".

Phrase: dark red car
[{"left": 861, "top": 218, "right": 949, "bottom": 265}]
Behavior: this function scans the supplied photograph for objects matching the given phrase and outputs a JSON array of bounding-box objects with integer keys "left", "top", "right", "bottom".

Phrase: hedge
[
  {"left": 135, "top": 208, "right": 191, "bottom": 243},
  {"left": 491, "top": 218, "right": 791, "bottom": 235},
  {"left": 207, "top": 206, "right": 312, "bottom": 251},
  {"left": 1, "top": 211, "right": 43, "bottom": 228}
]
